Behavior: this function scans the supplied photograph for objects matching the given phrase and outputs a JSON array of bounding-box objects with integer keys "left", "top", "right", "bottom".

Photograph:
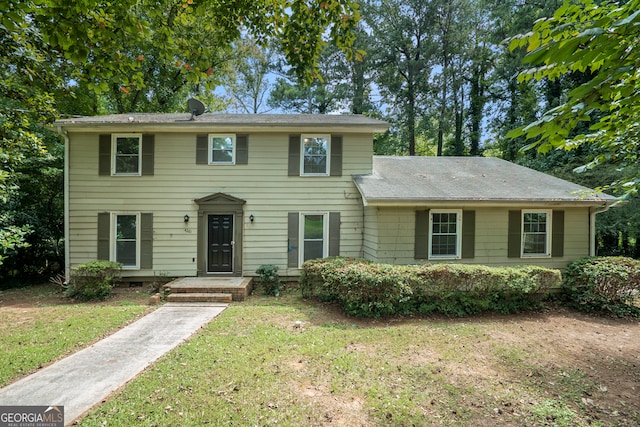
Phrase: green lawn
[
  {"left": 0, "top": 283, "right": 154, "bottom": 387},
  {"left": 76, "top": 289, "right": 640, "bottom": 427}
]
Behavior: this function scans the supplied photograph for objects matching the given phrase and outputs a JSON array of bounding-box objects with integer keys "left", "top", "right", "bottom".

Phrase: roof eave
[
  {"left": 54, "top": 117, "right": 390, "bottom": 134},
  {"left": 360, "top": 198, "right": 618, "bottom": 208}
]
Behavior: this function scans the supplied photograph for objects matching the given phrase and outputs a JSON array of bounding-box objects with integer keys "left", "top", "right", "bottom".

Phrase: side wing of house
[
  {"left": 65, "top": 123, "right": 379, "bottom": 279},
  {"left": 363, "top": 206, "right": 590, "bottom": 269},
  {"left": 355, "top": 156, "right": 617, "bottom": 269}
]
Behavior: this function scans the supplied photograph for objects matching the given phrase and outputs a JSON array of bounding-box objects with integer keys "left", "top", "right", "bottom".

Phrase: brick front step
[
  {"left": 166, "top": 292, "right": 233, "bottom": 303},
  {"left": 163, "top": 277, "right": 253, "bottom": 301}
]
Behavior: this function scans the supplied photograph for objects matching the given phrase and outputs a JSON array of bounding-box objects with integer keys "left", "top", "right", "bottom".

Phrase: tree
[
  {"left": 364, "top": 0, "right": 436, "bottom": 156},
  {"left": 0, "top": 0, "right": 362, "bottom": 272},
  {"left": 222, "top": 40, "right": 275, "bottom": 114},
  {"left": 508, "top": 0, "right": 640, "bottom": 196},
  {"left": 432, "top": 0, "right": 473, "bottom": 156},
  {"left": 483, "top": 0, "right": 563, "bottom": 162}
]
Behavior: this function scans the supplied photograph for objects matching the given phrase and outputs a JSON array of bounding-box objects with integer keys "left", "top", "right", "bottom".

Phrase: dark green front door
[{"left": 207, "top": 214, "right": 233, "bottom": 273}]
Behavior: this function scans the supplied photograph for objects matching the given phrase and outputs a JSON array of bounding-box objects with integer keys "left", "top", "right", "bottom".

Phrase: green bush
[
  {"left": 562, "top": 257, "right": 640, "bottom": 317},
  {"left": 300, "top": 258, "right": 561, "bottom": 318},
  {"left": 65, "top": 260, "right": 122, "bottom": 301},
  {"left": 255, "top": 264, "right": 282, "bottom": 297}
]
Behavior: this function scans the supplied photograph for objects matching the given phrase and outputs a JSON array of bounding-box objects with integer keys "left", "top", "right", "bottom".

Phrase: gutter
[{"left": 57, "top": 125, "right": 71, "bottom": 282}]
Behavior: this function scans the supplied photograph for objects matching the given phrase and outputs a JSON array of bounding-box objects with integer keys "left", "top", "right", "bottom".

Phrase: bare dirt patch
[
  {"left": 292, "top": 299, "right": 640, "bottom": 425},
  {"left": 0, "top": 283, "right": 154, "bottom": 309}
]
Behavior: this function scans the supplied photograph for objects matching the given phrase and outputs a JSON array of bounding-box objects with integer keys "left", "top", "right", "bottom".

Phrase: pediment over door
[{"left": 194, "top": 192, "right": 246, "bottom": 208}]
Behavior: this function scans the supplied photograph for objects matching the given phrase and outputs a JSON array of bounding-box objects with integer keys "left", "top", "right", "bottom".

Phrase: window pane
[
  {"left": 212, "top": 149, "right": 233, "bottom": 163},
  {"left": 115, "top": 156, "right": 139, "bottom": 173},
  {"left": 114, "top": 137, "right": 140, "bottom": 174},
  {"left": 302, "top": 136, "right": 328, "bottom": 174},
  {"left": 210, "top": 136, "right": 235, "bottom": 163},
  {"left": 523, "top": 234, "right": 546, "bottom": 254},
  {"left": 302, "top": 214, "right": 325, "bottom": 262},
  {"left": 432, "top": 235, "right": 457, "bottom": 255},
  {"left": 431, "top": 212, "right": 458, "bottom": 257},
  {"left": 304, "top": 215, "right": 324, "bottom": 239},
  {"left": 523, "top": 212, "right": 548, "bottom": 254},
  {"left": 115, "top": 215, "right": 137, "bottom": 267},
  {"left": 116, "top": 241, "right": 137, "bottom": 266},
  {"left": 116, "top": 215, "right": 137, "bottom": 239},
  {"left": 116, "top": 137, "right": 139, "bottom": 155},
  {"left": 304, "top": 241, "right": 324, "bottom": 261},
  {"left": 212, "top": 137, "right": 233, "bottom": 151}
]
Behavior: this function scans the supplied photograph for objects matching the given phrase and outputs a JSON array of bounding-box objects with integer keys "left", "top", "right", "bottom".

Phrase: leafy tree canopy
[
  {"left": 0, "top": 0, "right": 361, "bottom": 266},
  {"left": 508, "top": 0, "right": 640, "bottom": 197}
]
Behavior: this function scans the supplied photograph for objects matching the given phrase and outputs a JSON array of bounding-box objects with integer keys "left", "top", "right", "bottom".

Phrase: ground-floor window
[
  {"left": 522, "top": 210, "right": 552, "bottom": 257},
  {"left": 429, "top": 209, "right": 462, "bottom": 259},
  {"left": 114, "top": 213, "right": 139, "bottom": 268},
  {"left": 300, "top": 213, "right": 328, "bottom": 265}
]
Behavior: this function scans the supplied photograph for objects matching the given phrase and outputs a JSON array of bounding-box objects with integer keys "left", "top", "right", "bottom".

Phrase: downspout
[
  {"left": 589, "top": 203, "right": 614, "bottom": 256},
  {"left": 58, "top": 126, "right": 71, "bottom": 282}
]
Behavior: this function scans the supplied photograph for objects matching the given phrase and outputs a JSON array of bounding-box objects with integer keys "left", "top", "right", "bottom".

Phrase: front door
[{"left": 207, "top": 214, "right": 233, "bottom": 273}]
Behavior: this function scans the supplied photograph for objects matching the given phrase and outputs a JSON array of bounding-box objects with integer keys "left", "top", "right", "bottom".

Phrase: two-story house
[{"left": 55, "top": 113, "right": 617, "bottom": 281}]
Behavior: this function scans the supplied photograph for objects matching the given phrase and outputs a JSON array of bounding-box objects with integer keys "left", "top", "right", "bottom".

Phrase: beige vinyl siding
[
  {"left": 362, "top": 206, "right": 379, "bottom": 262},
  {"left": 68, "top": 132, "right": 372, "bottom": 277},
  {"left": 365, "top": 206, "right": 590, "bottom": 269}
]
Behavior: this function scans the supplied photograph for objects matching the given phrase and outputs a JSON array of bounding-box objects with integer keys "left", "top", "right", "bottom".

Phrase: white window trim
[
  {"left": 300, "top": 134, "right": 331, "bottom": 176},
  {"left": 521, "top": 209, "right": 552, "bottom": 258},
  {"left": 428, "top": 209, "right": 462, "bottom": 260},
  {"left": 208, "top": 134, "right": 236, "bottom": 165},
  {"left": 298, "top": 212, "right": 329, "bottom": 267},
  {"left": 111, "top": 134, "right": 142, "bottom": 176},
  {"left": 111, "top": 212, "right": 141, "bottom": 269}
]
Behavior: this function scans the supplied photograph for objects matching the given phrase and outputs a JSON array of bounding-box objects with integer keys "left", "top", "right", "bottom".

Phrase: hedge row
[
  {"left": 300, "top": 258, "right": 561, "bottom": 317},
  {"left": 562, "top": 256, "right": 640, "bottom": 317}
]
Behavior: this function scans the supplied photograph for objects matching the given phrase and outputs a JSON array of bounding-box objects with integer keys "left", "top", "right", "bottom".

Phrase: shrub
[
  {"left": 255, "top": 264, "right": 282, "bottom": 297},
  {"left": 562, "top": 257, "right": 640, "bottom": 317},
  {"left": 65, "top": 260, "right": 122, "bottom": 301},
  {"left": 300, "top": 258, "right": 561, "bottom": 318}
]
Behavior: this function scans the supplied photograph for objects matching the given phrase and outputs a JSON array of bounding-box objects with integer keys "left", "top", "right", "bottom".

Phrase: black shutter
[
  {"left": 330, "top": 135, "right": 342, "bottom": 177},
  {"left": 288, "top": 134, "right": 300, "bottom": 176},
  {"left": 142, "top": 134, "right": 154, "bottom": 176},
  {"left": 552, "top": 210, "right": 564, "bottom": 257},
  {"left": 99, "top": 135, "right": 111, "bottom": 175},
  {"left": 236, "top": 134, "right": 248, "bottom": 164},
  {"left": 287, "top": 212, "right": 299, "bottom": 267},
  {"left": 140, "top": 213, "right": 153, "bottom": 269},
  {"left": 329, "top": 212, "right": 340, "bottom": 256},
  {"left": 415, "top": 210, "right": 429, "bottom": 259},
  {"left": 196, "top": 134, "right": 208, "bottom": 164},
  {"left": 461, "top": 210, "right": 475, "bottom": 259},
  {"left": 97, "top": 212, "right": 110, "bottom": 260},
  {"left": 508, "top": 210, "right": 521, "bottom": 258}
]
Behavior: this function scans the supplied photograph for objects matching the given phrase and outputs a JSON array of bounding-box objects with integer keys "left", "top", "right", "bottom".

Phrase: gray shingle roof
[
  {"left": 353, "top": 156, "right": 617, "bottom": 206},
  {"left": 55, "top": 113, "right": 389, "bottom": 133}
]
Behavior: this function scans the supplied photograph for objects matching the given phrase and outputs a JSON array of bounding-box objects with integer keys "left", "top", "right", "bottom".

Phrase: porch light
[
  {"left": 184, "top": 214, "right": 190, "bottom": 223},
  {"left": 249, "top": 214, "right": 254, "bottom": 223}
]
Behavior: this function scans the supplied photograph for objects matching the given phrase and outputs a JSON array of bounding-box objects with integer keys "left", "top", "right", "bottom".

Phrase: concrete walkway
[{"left": 0, "top": 303, "right": 227, "bottom": 425}]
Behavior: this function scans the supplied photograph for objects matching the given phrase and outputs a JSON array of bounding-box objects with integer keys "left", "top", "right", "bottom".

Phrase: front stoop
[
  {"left": 163, "top": 277, "right": 253, "bottom": 303},
  {"left": 167, "top": 292, "right": 233, "bottom": 303}
]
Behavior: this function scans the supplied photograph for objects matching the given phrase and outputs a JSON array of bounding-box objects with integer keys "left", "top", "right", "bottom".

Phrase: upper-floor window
[
  {"left": 428, "top": 209, "right": 462, "bottom": 259},
  {"left": 522, "top": 210, "right": 552, "bottom": 257},
  {"left": 112, "top": 134, "right": 141, "bottom": 175},
  {"left": 209, "top": 134, "right": 236, "bottom": 164},
  {"left": 301, "top": 135, "right": 330, "bottom": 176}
]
